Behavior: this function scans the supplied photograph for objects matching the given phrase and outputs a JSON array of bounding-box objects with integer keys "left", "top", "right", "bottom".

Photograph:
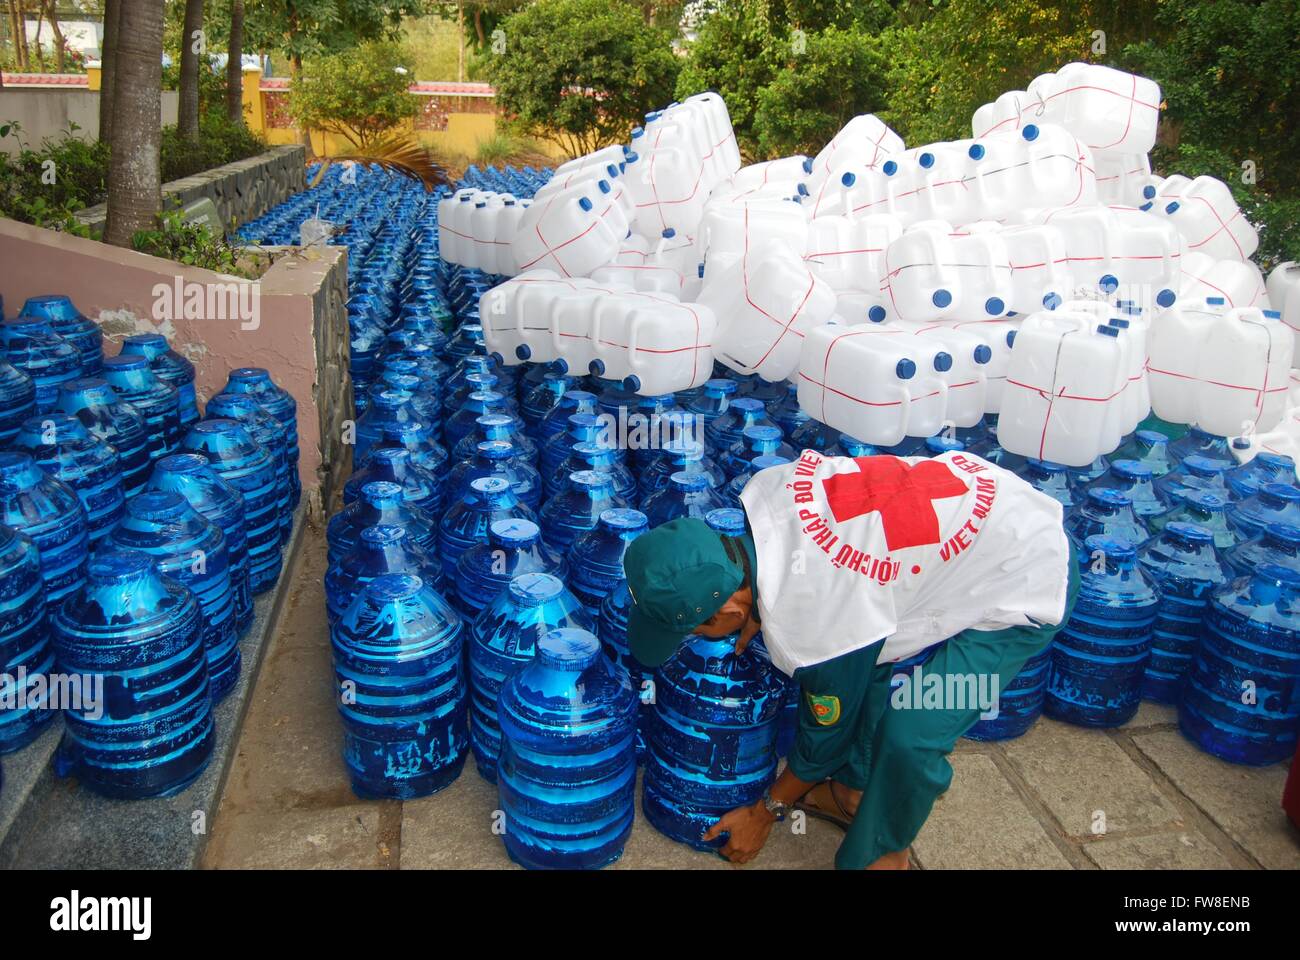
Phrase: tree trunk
[
  {"left": 473, "top": 8, "right": 484, "bottom": 48},
  {"left": 43, "top": 0, "right": 62, "bottom": 72},
  {"left": 99, "top": 0, "right": 121, "bottom": 147},
  {"left": 32, "top": 2, "right": 44, "bottom": 70},
  {"left": 178, "top": 0, "right": 204, "bottom": 141},
  {"left": 225, "top": 0, "right": 243, "bottom": 124},
  {"left": 104, "top": 0, "right": 164, "bottom": 248},
  {"left": 457, "top": 2, "right": 464, "bottom": 82},
  {"left": 11, "top": 0, "right": 28, "bottom": 70}
]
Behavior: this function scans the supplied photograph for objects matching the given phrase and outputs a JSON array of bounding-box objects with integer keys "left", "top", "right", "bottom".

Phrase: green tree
[
  {"left": 289, "top": 41, "right": 419, "bottom": 148},
  {"left": 484, "top": 0, "right": 681, "bottom": 157},
  {"left": 752, "top": 25, "right": 889, "bottom": 157},
  {"left": 244, "top": 0, "right": 424, "bottom": 75}
]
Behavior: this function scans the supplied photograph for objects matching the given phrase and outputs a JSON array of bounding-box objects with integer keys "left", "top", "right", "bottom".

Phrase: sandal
[{"left": 794, "top": 780, "right": 856, "bottom": 831}]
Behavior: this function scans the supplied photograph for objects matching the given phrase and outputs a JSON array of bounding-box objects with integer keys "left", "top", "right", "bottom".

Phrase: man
[{"left": 624, "top": 449, "right": 1078, "bottom": 869}]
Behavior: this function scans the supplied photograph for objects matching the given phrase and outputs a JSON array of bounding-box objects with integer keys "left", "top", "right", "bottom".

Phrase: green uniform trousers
[{"left": 788, "top": 558, "right": 1079, "bottom": 869}]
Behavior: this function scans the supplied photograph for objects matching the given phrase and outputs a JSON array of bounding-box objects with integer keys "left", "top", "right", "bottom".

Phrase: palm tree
[
  {"left": 103, "top": 0, "right": 164, "bottom": 248},
  {"left": 226, "top": 0, "right": 244, "bottom": 125},
  {"left": 98, "top": 0, "right": 122, "bottom": 148},
  {"left": 178, "top": 0, "right": 205, "bottom": 142}
]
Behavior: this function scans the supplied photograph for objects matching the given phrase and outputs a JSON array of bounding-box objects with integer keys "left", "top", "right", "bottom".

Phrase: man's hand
[{"left": 702, "top": 800, "right": 775, "bottom": 865}]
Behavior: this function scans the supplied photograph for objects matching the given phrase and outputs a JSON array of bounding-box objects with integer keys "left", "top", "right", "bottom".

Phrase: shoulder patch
[{"left": 807, "top": 693, "right": 841, "bottom": 726}]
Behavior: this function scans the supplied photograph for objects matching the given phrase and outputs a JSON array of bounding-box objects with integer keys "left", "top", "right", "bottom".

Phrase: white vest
[{"left": 739, "top": 450, "right": 1070, "bottom": 675}]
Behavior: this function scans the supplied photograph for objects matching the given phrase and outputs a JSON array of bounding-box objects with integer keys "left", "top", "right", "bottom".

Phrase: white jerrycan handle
[
  {"left": 625, "top": 307, "right": 646, "bottom": 390},
  {"left": 886, "top": 381, "right": 914, "bottom": 449},
  {"left": 588, "top": 300, "right": 607, "bottom": 377}
]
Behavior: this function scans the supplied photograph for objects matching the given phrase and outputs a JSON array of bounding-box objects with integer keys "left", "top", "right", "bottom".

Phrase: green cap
[{"left": 623, "top": 516, "right": 744, "bottom": 668}]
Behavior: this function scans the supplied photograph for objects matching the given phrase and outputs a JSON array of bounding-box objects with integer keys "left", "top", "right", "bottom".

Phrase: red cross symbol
[{"left": 821, "top": 456, "right": 971, "bottom": 551}]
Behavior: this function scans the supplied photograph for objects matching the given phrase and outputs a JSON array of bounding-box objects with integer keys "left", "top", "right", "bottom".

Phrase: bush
[
  {"left": 0, "top": 122, "right": 105, "bottom": 234},
  {"left": 484, "top": 0, "right": 681, "bottom": 157},
  {"left": 289, "top": 42, "right": 419, "bottom": 149},
  {"left": 131, "top": 210, "right": 259, "bottom": 276},
  {"left": 160, "top": 112, "right": 269, "bottom": 182}
]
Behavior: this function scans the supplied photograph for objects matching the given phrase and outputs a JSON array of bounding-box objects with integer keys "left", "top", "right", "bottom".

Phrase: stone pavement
[{"left": 201, "top": 520, "right": 1299, "bottom": 870}]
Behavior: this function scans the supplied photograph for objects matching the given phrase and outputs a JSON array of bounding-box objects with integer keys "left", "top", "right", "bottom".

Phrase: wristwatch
[{"left": 761, "top": 790, "right": 789, "bottom": 823}]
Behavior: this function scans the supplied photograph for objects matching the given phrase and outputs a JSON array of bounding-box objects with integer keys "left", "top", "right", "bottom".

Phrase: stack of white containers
[{"left": 471, "top": 62, "right": 1294, "bottom": 480}]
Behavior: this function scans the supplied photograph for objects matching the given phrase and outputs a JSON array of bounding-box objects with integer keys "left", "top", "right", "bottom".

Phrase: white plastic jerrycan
[
  {"left": 1267, "top": 261, "right": 1300, "bottom": 355},
  {"left": 1094, "top": 152, "right": 1155, "bottom": 206},
  {"left": 998, "top": 309, "right": 1128, "bottom": 466},
  {"left": 972, "top": 89, "right": 1029, "bottom": 140},
  {"left": 724, "top": 156, "right": 810, "bottom": 198},
  {"left": 895, "top": 323, "right": 991, "bottom": 428},
  {"left": 803, "top": 114, "right": 905, "bottom": 217},
  {"left": 439, "top": 189, "right": 482, "bottom": 266},
  {"left": 511, "top": 185, "right": 623, "bottom": 278},
  {"left": 480, "top": 269, "right": 563, "bottom": 365},
  {"left": 1146, "top": 299, "right": 1220, "bottom": 427},
  {"left": 1180, "top": 251, "right": 1270, "bottom": 310},
  {"left": 1153, "top": 175, "right": 1259, "bottom": 263},
  {"left": 493, "top": 198, "right": 527, "bottom": 277},
  {"left": 963, "top": 123, "right": 1098, "bottom": 222},
  {"left": 1037, "top": 204, "right": 1183, "bottom": 311},
  {"left": 699, "top": 197, "right": 809, "bottom": 272},
  {"left": 1025, "top": 63, "right": 1162, "bottom": 156},
  {"left": 620, "top": 298, "right": 719, "bottom": 396},
  {"left": 554, "top": 144, "right": 629, "bottom": 177},
  {"left": 547, "top": 283, "right": 607, "bottom": 373},
  {"left": 803, "top": 214, "right": 903, "bottom": 293},
  {"left": 623, "top": 143, "right": 717, "bottom": 241},
  {"left": 469, "top": 193, "right": 507, "bottom": 274},
  {"left": 697, "top": 238, "right": 838, "bottom": 382},
  {"left": 797, "top": 323, "right": 938, "bottom": 446},
  {"left": 1195, "top": 304, "right": 1292, "bottom": 436},
  {"left": 880, "top": 221, "right": 1014, "bottom": 323},
  {"left": 946, "top": 319, "right": 1020, "bottom": 413}
]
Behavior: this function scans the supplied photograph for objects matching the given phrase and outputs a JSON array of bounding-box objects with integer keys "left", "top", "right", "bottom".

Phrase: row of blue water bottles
[{"left": 0, "top": 313, "right": 301, "bottom": 799}]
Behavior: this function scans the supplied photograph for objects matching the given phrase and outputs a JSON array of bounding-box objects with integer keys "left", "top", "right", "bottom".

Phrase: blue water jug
[
  {"left": 537, "top": 389, "right": 599, "bottom": 447},
  {"left": 1154, "top": 454, "right": 1232, "bottom": 505},
  {"left": 734, "top": 374, "right": 786, "bottom": 410},
  {"left": 548, "top": 440, "right": 636, "bottom": 502},
  {"left": 1152, "top": 489, "right": 1237, "bottom": 549},
  {"left": 444, "top": 389, "right": 513, "bottom": 451},
  {"left": 101, "top": 354, "right": 181, "bottom": 463},
  {"left": 469, "top": 572, "right": 595, "bottom": 782},
  {"left": 1045, "top": 535, "right": 1159, "bottom": 727},
  {"left": 497, "top": 627, "right": 637, "bottom": 869},
  {"left": 597, "top": 581, "right": 653, "bottom": 761},
  {"left": 1018, "top": 458, "right": 1075, "bottom": 508},
  {"left": 1136, "top": 522, "right": 1232, "bottom": 704},
  {"left": 451, "top": 412, "right": 539, "bottom": 464},
  {"left": 332, "top": 573, "right": 468, "bottom": 797},
  {"left": 1065, "top": 454, "right": 1110, "bottom": 491},
  {"left": 643, "top": 471, "right": 729, "bottom": 528},
  {"left": 1225, "top": 522, "right": 1300, "bottom": 578},
  {"left": 723, "top": 454, "right": 790, "bottom": 508},
  {"left": 325, "top": 523, "right": 441, "bottom": 626},
  {"left": 106, "top": 492, "right": 241, "bottom": 702},
  {"left": 1064, "top": 488, "right": 1149, "bottom": 549},
  {"left": 1225, "top": 451, "right": 1297, "bottom": 500},
  {"left": 355, "top": 389, "right": 426, "bottom": 465},
  {"left": 18, "top": 295, "right": 102, "bottom": 374},
  {"left": 790, "top": 418, "right": 842, "bottom": 456},
  {"left": 438, "top": 475, "right": 536, "bottom": 578},
  {"left": 0, "top": 359, "right": 36, "bottom": 448},
  {"left": 147, "top": 453, "right": 254, "bottom": 637},
  {"left": 344, "top": 446, "right": 441, "bottom": 516},
  {"left": 452, "top": 518, "right": 566, "bottom": 620},
  {"left": 1087, "top": 459, "right": 1169, "bottom": 526},
  {"left": 642, "top": 631, "right": 785, "bottom": 851},
  {"left": 0, "top": 523, "right": 53, "bottom": 754},
  {"left": 539, "top": 470, "right": 628, "bottom": 551},
  {"left": 520, "top": 371, "right": 575, "bottom": 437},
  {"left": 1227, "top": 482, "right": 1300, "bottom": 540},
  {"left": 181, "top": 419, "right": 282, "bottom": 594},
  {"left": 1179, "top": 563, "right": 1300, "bottom": 765},
  {"left": 568, "top": 508, "right": 648, "bottom": 620},
  {"left": 447, "top": 440, "right": 543, "bottom": 510},
  {"left": 0, "top": 451, "right": 87, "bottom": 606},
  {"left": 540, "top": 412, "right": 614, "bottom": 480},
  {"left": 1, "top": 316, "right": 81, "bottom": 413},
  {"left": 638, "top": 438, "right": 726, "bottom": 503},
  {"left": 222, "top": 367, "right": 300, "bottom": 509},
  {"left": 1169, "top": 426, "right": 1231, "bottom": 464},
  {"left": 15, "top": 412, "right": 125, "bottom": 547},
  {"left": 831, "top": 434, "right": 878, "bottom": 458},
  {"left": 685, "top": 378, "right": 736, "bottom": 432},
  {"left": 770, "top": 382, "right": 808, "bottom": 438},
  {"left": 1113, "top": 428, "right": 1174, "bottom": 478},
  {"left": 51, "top": 550, "right": 213, "bottom": 798},
  {"left": 56, "top": 377, "right": 150, "bottom": 498},
  {"left": 704, "top": 397, "right": 773, "bottom": 456},
  {"left": 120, "top": 333, "right": 199, "bottom": 430},
  {"left": 330, "top": 479, "right": 438, "bottom": 568},
  {"left": 370, "top": 420, "right": 450, "bottom": 481},
  {"left": 745, "top": 634, "right": 799, "bottom": 757},
  {"left": 964, "top": 648, "right": 1051, "bottom": 741},
  {"left": 205, "top": 392, "right": 293, "bottom": 543},
  {"left": 720, "top": 425, "right": 797, "bottom": 480}
]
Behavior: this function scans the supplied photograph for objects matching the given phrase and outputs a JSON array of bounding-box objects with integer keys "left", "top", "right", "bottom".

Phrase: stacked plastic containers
[
  {"left": 0, "top": 451, "right": 88, "bottom": 607},
  {"left": 331, "top": 573, "right": 468, "bottom": 798},
  {"left": 222, "top": 367, "right": 301, "bottom": 511},
  {"left": 497, "top": 628, "right": 637, "bottom": 869},
  {"left": 57, "top": 378, "right": 151, "bottom": 498},
  {"left": 468, "top": 571, "right": 594, "bottom": 782},
  {"left": 1045, "top": 536, "right": 1158, "bottom": 727},
  {"left": 642, "top": 631, "right": 785, "bottom": 850},
  {"left": 51, "top": 550, "right": 214, "bottom": 798},
  {"left": 0, "top": 523, "right": 54, "bottom": 754},
  {"left": 120, "top": 333, "right": 199, "bottom": 431},
  {"left": 14, "top": 412, "right": 125, "bottom": 547}
]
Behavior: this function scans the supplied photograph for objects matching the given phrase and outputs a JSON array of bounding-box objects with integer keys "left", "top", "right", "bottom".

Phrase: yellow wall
[{"left": 245, "top": 68, "right": 569, "bottom": 163}]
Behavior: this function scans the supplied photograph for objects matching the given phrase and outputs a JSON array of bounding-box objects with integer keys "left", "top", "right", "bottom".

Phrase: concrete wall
[
  {"left": 73, "top": 144, "right": 307, "bottom": 237},
  {"left": 0, "top": 218, "right": 351, "bottom": 511},
  {"left": 0, "top": 89, "right": 178, "bottom": 156}
]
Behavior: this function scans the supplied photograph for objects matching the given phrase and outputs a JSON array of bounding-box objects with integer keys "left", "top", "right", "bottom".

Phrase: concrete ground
[{"left": 201, "top": 519, "right": 1300, "bottom": 870}]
